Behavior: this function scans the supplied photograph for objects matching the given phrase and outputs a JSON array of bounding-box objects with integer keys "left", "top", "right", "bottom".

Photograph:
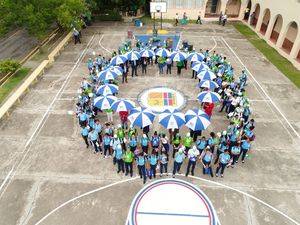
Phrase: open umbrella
[
  {"left": 170, "top": 51, "right": 188, "bottom": 62},
  {"left": 98, "top": 69, "right": 118, "bottom": 81},
  {"left": 108, "top": 66, "right": 123, "bottom": 76},
  {"left": 110, "top": 55, "right": 128, "bottom": 65},
  {"left": 159, "top": 109, "right": 186, "bottom": 129},
  {"left": 185, "top": 109, "right": 211, "bottom": 131},
  {"left": 192, "top": 61, "right": 209, "bottom": 73},
  {"left": 198, "top": 80, "right": 219, "bottom": 90},
  {"left": 128, "top": 107, "right": 155, "bottom": 128},
  {"left": 155, "top": 48, "right": 171, "bottom": 57},
  {"left": 197, "top": 91, "right": 221, "bottom": 103},
  {"left": 187, "top": 52, "right": 205, "bottom": 62},
  {"left": 111, "top": 99, "right": 136, "bottom": 112},
  {"left": 126, "top": 50, "right": 141, "bottom": 61},
  {"left": 140, "top": 49, "right": 155, "bottom": 58},
  {"left": 96, "top": 84, "right": 119, "bottom": 96},
  {"left": 197, "top": 69, "right": 216, "bottom": 80},
  {"left": 93, "top": 95, "right": 117, "bottom": 110}
]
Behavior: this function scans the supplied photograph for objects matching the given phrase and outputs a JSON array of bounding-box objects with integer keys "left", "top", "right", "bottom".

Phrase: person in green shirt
[
  {"left": 172, "top": 133, "right": 181, "bottom": 158},
  {"left": 123, "top": 148, "right": 134, "bottom": 177},
  {"left": 177, "top": 60, "right": 184, "bottom": 75},
  {"left": 105, "top": 108, "right": 113, "bottom": 123},
  {"left": 183, "top": 132, "right": 193, "bottom": 152}
]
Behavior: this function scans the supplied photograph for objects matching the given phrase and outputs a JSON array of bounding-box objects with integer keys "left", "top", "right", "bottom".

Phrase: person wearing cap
[
  {"left": 129, "top": 134, "right": 138, "bottom": 152},
  {"left": 123, "top": 148, "right": 134, "bottom": 177},
  {"left": 149, "top": 151, "right": 158, "bottom": 179},
  {"left": 103, "top": 132, "right": 112, "bottom": 157},
  {"left": 183, "top": 132, "right": 193, "bottom": 153},
  {"left": 81, "top": 126, "right": 90, "bottom": 148},
  {"left": 160, "top": 133, "right": 170, "bottom": 159},
  {"left": 158, "top": 150, "right": 168, "bottom": 176},
  {"left": 140, "top": 133, "right": 149, "bottom": 154},
  {"left": 172, "top": 133, "right": 181, "bottom": 158},
  {"left": 114, "top": 144, "right": 124, "bottom": 173},
  {"left": 137, "top": 152, "right": 147, "bottom": 184},
  {"left": 240, "top": 137, "right": 251, "bottom": 163},
  {"left": 172, "top": 147, "right": 186, "bottom": 177},
  {"left": 185, "top": 145, "right": 200, "bottom": 177},
  {"left": 200, "top": 147, "right": 214, "bottom": 177},
  {"left": 216, "top": 149, "right": 231, "bottom": 177},
  {"left": 196, "top": 136, "right": 207, "bottom": 155}
]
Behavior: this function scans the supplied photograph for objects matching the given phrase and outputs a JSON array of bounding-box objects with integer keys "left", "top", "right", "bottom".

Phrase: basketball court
[{"left": 0, "top": 21, "right": 299, "bottom": 225}]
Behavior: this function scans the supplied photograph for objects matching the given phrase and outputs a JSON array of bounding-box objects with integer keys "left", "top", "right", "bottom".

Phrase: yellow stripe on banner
[{"left": 146, "top": 29, "right": 169, "bottom": 35}]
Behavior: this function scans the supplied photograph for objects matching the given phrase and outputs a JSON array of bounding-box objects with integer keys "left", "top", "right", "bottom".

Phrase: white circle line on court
[{"left": 33, "top": 175, "right": 299, "bottom": 225}]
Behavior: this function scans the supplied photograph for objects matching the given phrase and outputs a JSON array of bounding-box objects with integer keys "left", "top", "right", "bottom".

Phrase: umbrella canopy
[
  {"left": 159, "top": 109, "right": 186, "bottom": 129},
  {"left": 155, "top": 48, "right": 171, "bottom": 57},
  {"left": 111, "top": 99, "right": 136, "bottom": 112},
  {"left": 126, "top": 50, "right": 141, "bottom": 61},
  {"left": 98, "top": 69, "right": 118, "bottom": 81},
  {"left": 192, "top": 61, "right": 209, "bottom": 73},
  {"left": 185, "top": 109, "right": 211, "bottom": 131},
  {"left": 187, "top": 52, "right": 205, "bottom": 62},
  {"left": 109, "top": 66, "right": 123, "bottom": 76},
  {"left": 170, "top": 51, "right": 188, "bottom": 62},
  {"left": 197, "top": 69, "right": 217, "bottom": 80},
  {"left": 96, "top": 84, "right": 119, "bottom": 96},
  {"left": 140, "top": 49, "right": 155, "bottom": 58},
  {"left": 198, "top": 80, "right": 219, "bottom": 90},
  {"left": 110, "top": 55, "right": 128, "bottom": 65},
  {"left": 93, "top": 95, "right": 117, "bottom": 110},
  {"left": 197, "top": 91, "right": 221, "bottom": 103},
  {"left": 128, "top": 107, "right": 155, "bottom": 128}
]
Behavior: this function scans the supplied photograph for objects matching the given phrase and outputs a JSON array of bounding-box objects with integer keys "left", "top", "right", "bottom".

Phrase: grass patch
[
  {"left": 0, "top": 67, "right": 30, "bottom": 103},
  {"left": 233, "top": 22, "right": 300, "bottom": 88}
]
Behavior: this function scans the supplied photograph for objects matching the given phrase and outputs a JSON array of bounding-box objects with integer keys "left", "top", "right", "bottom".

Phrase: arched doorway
[
  {"left": 270, "top": 15, "right": 283, "bottom": 44},
  {"left": 225, "top": 0, "right": 241, "bottom": 18},
  {"left": 250, "top": 4, "right": 260, "bottom": 27},
  {"left": 260, "top": 9, "right": 270, "bottom": 35},
  {"left": 205, "top": 0, "right": 222, "bottom": 17},
  {"left": 282, "top": 21, "right": 298, "bottom": 54},
  {"left": 243, "top": 0, "right": 252, "bottom": 20}
]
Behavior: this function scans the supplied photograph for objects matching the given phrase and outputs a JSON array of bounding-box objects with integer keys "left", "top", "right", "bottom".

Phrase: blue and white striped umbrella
[
  {"left": 126, "top": 50, "right": 141, "bottom": 61},
  {"left": 110, "top": 55, "right": 128, "bottom": 65},
  {"left": 96, "top": 84, "right": 119, "bottom": 96},
  {"left": 187, "top": 52, "right": 205, "bottom": 62},
  {"left": 111, "top": 99, "right": 136, "bottom": 112},
  {"left": 109, "top": 66, "right": 123, "bottom": 76},
  {"left": 192, "top": 61, "right": 209, "bottom": 73},
  {"left": 185, "top": 109, "right": 211, "bottom": 131},
  {"left": 170, "top": 51, "right": 188, "bottom": 62},
  {"left": 93, "top": 95, "right": 117, "bottom": 110},
  {"left": 98, "top": 69, "right": 118, "bottom": 81},
  {"left": 197, "top": 69, "right": 217, "bottom": 80},
  {"left": 128, "top": 107, "right": 156, "bottom": 128},
  {"left": 198, "top": 80, "right": 219, "bottom": 90},
  {"left": 159, "top": 109, "right": 186, "bottom": 129},
  {"left": 155, "top": 48, "right": 171, "bottom": 57},
  {"left": 140, "top": 49, "right": 155, "bottom": 58},
  {"left": 197, "top": 91, "right": 221, "bottom": 103}
]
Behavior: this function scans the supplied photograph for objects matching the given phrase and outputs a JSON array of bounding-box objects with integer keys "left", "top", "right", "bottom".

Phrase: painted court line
[
  {"left": 32, "top": 175, "right": 299, "bottom": 225},
  {"left": 0, "top": 35, "right": 95, "bottom": 200},
  {"left": 220, "top": 37, "right": 300, "bottom": 139},
  {"left": 0, "top": 167, "right": 14, "bottom": 193},
  {"left": 99, "top": 34, "right": 113, "bottom": 54},
  {"left": 137, "top": 211, "right": 209, "bottom": 218}
]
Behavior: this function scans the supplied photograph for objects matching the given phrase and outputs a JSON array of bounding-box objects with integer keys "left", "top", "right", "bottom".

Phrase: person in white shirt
[{"left": 185, "top": 146, "right": 200, "bottom": 177}]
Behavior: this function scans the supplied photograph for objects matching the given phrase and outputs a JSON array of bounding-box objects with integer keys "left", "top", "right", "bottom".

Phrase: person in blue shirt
[
  {"left": 136, "top": 152, "right": 147, "bottom": 184},
  {"left": 149, "top": 151, "right": 158, "bottom": 179},
  {"left": 103, "top": 133, "right": 112, "bottom": 157},
  {"left": 94, "top": 119, "right": 102, "bottom": 143},
  {"left": 214, "top": 142, "right": 229, "bottom": 164},
  {"left": 129, "top": 134, "right": 138, "bottom": 152},
  {"left": 230, "top": 143, "right": 241, "bottom": 167},
  {"left": 114, "top": 144, "right": 124, "bottom": 173},
  {"left": 196, "top": 136, "right": 207, "bottom": 155},
  {"left": 200, "top": 147, "right": 214, "bottom": 177},
  {"left": 158, "top": 150, "right": 168, "bottom": 177},
  {"left": 241, "top": 138, "right": 251, "bottom": 163},
  {"left": 81, "top": 126, "right": 90, "bottom": 148},
  {"left": 151, "top": 131, "right": 160, "bottom": 153},
  {"left": 78, "top": 111, "right": 88, "bottom": 127},
  {"left": 88, "top": 129, "right": 101, "bottom": 153},
  {"left": 172, "top": 147, "right": 185, "bottom": 178},
  {"left": 216, "top": 149, "right": 231, "bottom": 177},
  {"left": 140, "top": 134, "right": 149, "bottom": 154}
]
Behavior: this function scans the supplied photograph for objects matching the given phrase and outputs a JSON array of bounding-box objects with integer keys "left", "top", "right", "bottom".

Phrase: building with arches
[{"left": 151, "top": 0, "right": 300, "bottom": 68}]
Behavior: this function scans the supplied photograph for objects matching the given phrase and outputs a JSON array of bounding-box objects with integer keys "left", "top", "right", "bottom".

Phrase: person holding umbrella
[{"left": 185, "top": 145, "right": 200, "bottom": 177}]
